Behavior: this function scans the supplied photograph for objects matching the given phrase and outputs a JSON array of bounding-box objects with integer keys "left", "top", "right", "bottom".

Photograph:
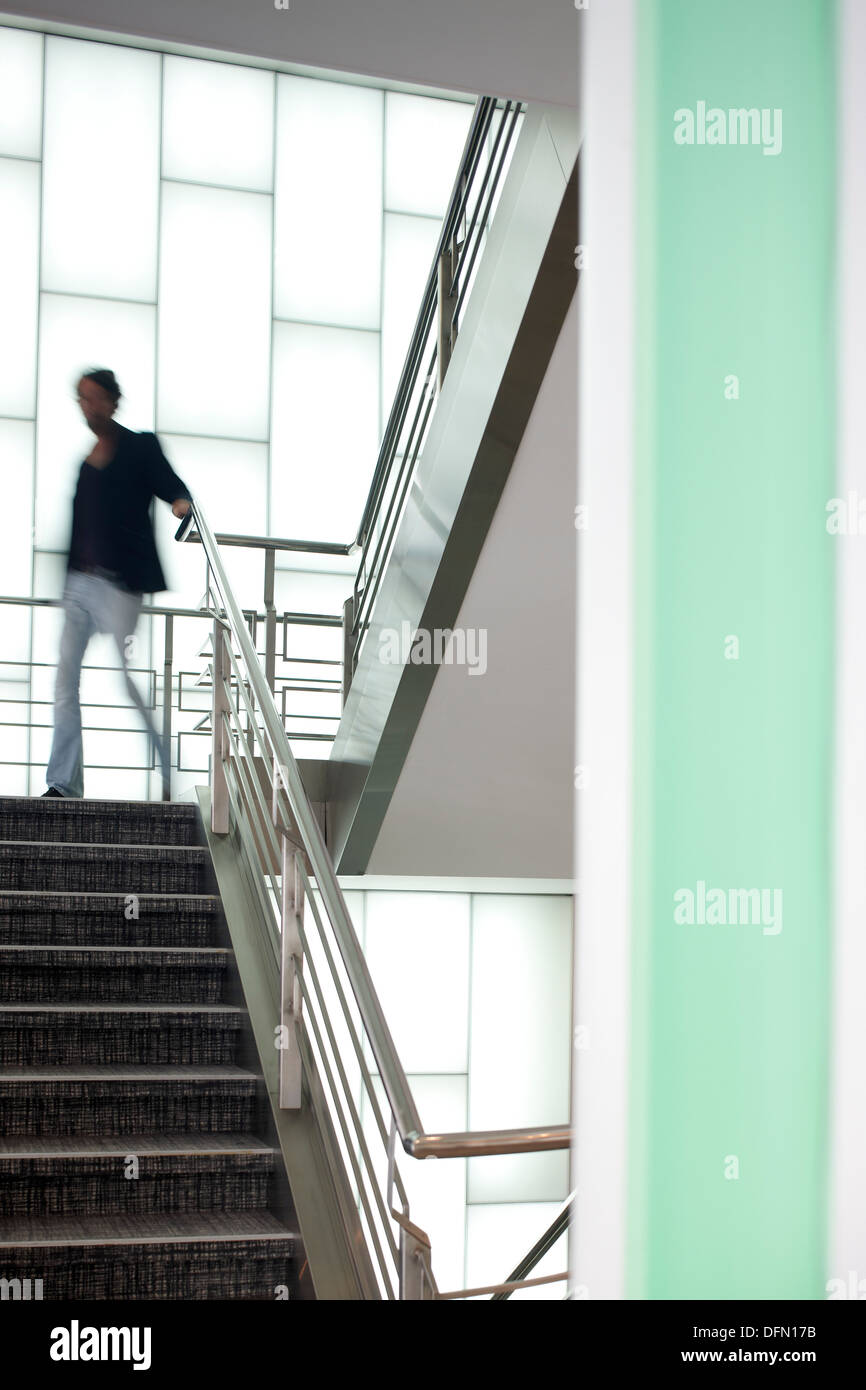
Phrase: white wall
[{"left": 2, "top": 0, "right": 580, "bottom": 107}]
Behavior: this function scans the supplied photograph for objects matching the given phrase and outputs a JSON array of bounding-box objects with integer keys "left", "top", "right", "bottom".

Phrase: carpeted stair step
[
  {"left": 0, "top": 842, "right": 218, "bottom": 894},
  {"left": 0, "top": 1210, "right": 296, "bottom": 1300},
  {"left": 0, "top": 1066, "right": 260, "bottom": 1136},
  {"left": 0, "top": 796, "right": 206, "bottom": 846},
  {"left": 0, "top": 796, "right": 308, "bottom": 1299},
  {"left": 0, "top": 891, "right": 224, "bottom": 947},
  {"left": 0, "top": 1004, "right": 244, "bottom": 1066},
  {"left": 0, "top": 1134, "right": 275, "bottom": 1218},
  {"left": 0, "top": 946, "right": 231, "bottom": 1004}
]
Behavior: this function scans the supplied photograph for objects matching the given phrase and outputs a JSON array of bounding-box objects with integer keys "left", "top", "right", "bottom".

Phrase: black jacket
[{"left": 65, "top": 425, "right": 193, "bottom": 594}]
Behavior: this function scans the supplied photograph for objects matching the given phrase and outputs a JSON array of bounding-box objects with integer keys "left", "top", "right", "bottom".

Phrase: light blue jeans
[{"left": 45, "top": 569, "right": 170, "bottom": 798}]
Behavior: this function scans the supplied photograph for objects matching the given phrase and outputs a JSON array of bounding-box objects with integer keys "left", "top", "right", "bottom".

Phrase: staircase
[{"left": 0, "top": 795, "right": 302, "bottom": 1301}]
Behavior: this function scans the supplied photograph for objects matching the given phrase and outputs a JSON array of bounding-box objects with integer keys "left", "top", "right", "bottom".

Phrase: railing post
[
  {"left": 211, "top": 618, "right": 229, "bottom": 834},
  {"left": 264, "top": 546, "right": 277, "bottom": 697},
  {"left": 279, "top": 830, "right": 303, "bottom": 1109},
  {"left": 436, "top": 242, "right": 458, "bottom": 389},
  {"left": 399, "top": 1218, "right": 435, "bottom": 1301},
  {"left": 341, "top": 593, "right": 355, "bottom": 707},
  {"left": 161, "top": 613, "right": 173, "bottom": 802}
]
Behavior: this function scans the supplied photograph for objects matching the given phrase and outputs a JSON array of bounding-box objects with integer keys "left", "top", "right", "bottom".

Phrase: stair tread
[
  {"left": 0, "top": 796, "right": 199, "bottom": 811},
  {"left": 0, "top": 945, "right": 231, "bottom": 955},
  {"left": 0, "top": 1209, "right": 296, "bottom": 1247},
  {"left": 0, "top": 890, "right": 221, "bottom": 900},
  {"left": 0, "top": 1003, "right": 244, "bottom": 1013},
  {"left": 0, "top": 1064, "right": 258, "bottom": 1080},
  {"left": 0, "top": 1133, "right": 273, "bottom": 1157},
  {"left": 0, "top": 840, "right": 210, "bottom": 852}
]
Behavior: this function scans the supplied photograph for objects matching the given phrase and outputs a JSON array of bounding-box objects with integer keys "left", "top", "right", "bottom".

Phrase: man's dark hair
[{"left": 79, "top": 367, "right": 122, "bottom": 405}]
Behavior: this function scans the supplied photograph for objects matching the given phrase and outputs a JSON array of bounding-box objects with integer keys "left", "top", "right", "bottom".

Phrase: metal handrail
[
  {"left": 347, "top": 95, "right": 524, "bottom": 681},
  {"left": 351, "top": 94, "right": 496, "bottom": 550},
  {"left": 0, "top": 586, "right": 342, "bottom": 759},
  {"left": 187, "top": 499, "right": 569, "bottom": 1159},
  {"left": 180, "top": 499, "right": 569, "bottom": 1296}
]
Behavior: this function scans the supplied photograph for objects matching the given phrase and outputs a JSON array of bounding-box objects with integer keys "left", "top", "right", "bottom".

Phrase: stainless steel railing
[
  {"left": 0, "top": 559, "right": 344, "bottom": 782},
  {"left": 346, "top": 94, "right": 525, "bottom": 686},
  {"left": 184, "top": 496, "right": 569, "bottom": 1299}
]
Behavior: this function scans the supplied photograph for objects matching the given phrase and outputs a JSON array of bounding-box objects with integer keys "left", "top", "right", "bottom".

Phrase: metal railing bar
[
  {"left": 293, "top": 937, "right": 401, "bottom": 1262},
  {"left": 222, "top": 714, "right": 283, "bottom": 908},
  {"left": 353, "top": 96, "right": 495, "bottom": 547},
  {"left": 491, "top": 1192, "right": 573, "bottom": 1300},
  {"left": 353, "top": 289, "right": 437, "bottom": 561},
  {"left": 188, "top": 502, "right": 427, "bottom": 1152},
  {"left": 0, "top": 595, "right": 343, "bottom": 636},
  {"left": 221, "top": 769, "right": 282, "bottom": 969},
  {"left": 352, "top": 337, "right": 438, "bottom": 639},
  {"left": 438, "top": 1270, "right": 568, "bottom": 1300},
  {"left": 452, "top": 104, "right": 524, "bottom": 327},
  {"left": 353, "top": 356, "right": 439, "bottom": 661},
  {"left": 444, "top": 98, "right": 498, "bottom": 243},
  {"left": 354, "top": 339, "right": 437, "bottom": 619},
  {"left": 295, "top": 859, "right": 411, "bottom": 1212},
  {"left": 447, "top": 99, "right": 515, "bottom": 299},
  {"left": 295, "top": 971, "right": 398, "bottom": 1297},
  {"left": 406, "top": 1123, "right": 571, "bottom": 1159},
  {"left": 182, "top": 530, "right": 353, "bottom": 556}
]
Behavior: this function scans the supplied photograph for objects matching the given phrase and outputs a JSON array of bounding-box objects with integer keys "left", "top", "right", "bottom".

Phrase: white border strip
[
  {"left": 827, "top": 0, "right": 866, "bottom": 1293},
  {"left": 571, "top": 0, "right": 635, "bottom": 1300}
]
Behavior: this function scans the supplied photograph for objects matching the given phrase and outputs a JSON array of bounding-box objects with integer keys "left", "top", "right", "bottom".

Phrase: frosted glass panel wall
[
  {"left": 468, "top": 895, "right": 572, "bottom": 1202},
  {"left": 0, "top": 421, "right": 35, "bottom": 599},
  {"left": 0, "top": 19, "right": 474, "bottom": 793},
  {"left": 364, "top": 891, "right": 470, "bottom": 1072},
  {"left": 274, "top": 76, "right": 383, "bottom": 329},
  {"left": 162, "top": 56, "right": 274, "bottom": 191},
  {"left": 157, "top": 182, "right": 272, "bottom": 439},
  {"left": 270, "top": 322, "right": 380, "bottom": 541},
  {"left": 352, "top": 884, "right": 573, "bottom": 1297},
  {"left": 41, "top": 37, "right": 160, "bottom": 300},
  {"left": 0, "top": 27, "right": 42, "bottom": 158},
  {"left": 385, "top": 92, "right": 473, "bottom": 216},
  {"left": 0, "top": 158, "right": 39, "bottom": 418}
]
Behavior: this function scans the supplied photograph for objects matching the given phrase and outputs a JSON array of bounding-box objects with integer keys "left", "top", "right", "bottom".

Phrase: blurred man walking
[{"left": 43, "top": 368, "right": 192, "bottom": 802}]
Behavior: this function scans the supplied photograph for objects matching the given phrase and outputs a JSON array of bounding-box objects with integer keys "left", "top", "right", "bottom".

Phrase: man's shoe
[{"left": 42, "top": 787, "right": 65, "bottom": 797}]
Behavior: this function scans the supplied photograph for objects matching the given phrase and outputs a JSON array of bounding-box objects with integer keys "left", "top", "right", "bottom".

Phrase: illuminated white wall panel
[
  {"left": 35, "top": 294, "right": 156, "bottom": 551},
  {"left": 157, "top": 182, "right": 272, "bottom": 440},
  {"left": 0, "top": 600, "right": 31, "bottom": 666},
  {"left": 31, "top": 551, "right": 68, "bottom": 606},
  {"left": 382, "top": 212, "right": 441, "bottom": 421},
  {"left": 385, "top": 92, "right": 473, "bottom": 216},
  {"left": 467, "top": 895, "right": 572, "bottom": 1202},
  {"left": 0, "top": 159, "right": 39, "bottom": 418},
  {"left": 162, "top": 56, "right": 274, "bottom": 191},
  {"left": 274, "top": 76, "right": 382, "bottom": 330},
  {"left": 161, "top": 435, "right": 268, "bottom": 534},
  {"left": 41, "top": 37, "right": 159, "bottom": 301},
  {"left": 273, "top": 569, "right": 354, "bottom": 614},
  {"left": 0, "top": 421, "right": 34, "bottom": 598},
  {"left": 363, "top": 890, "right": 470, "bottom": 1073},
  {"left": 0, "top": 27, "right": 43, "bottom": 159},
  {"left": 270, "top": 322, "right": 379, "bottom": 541}
]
